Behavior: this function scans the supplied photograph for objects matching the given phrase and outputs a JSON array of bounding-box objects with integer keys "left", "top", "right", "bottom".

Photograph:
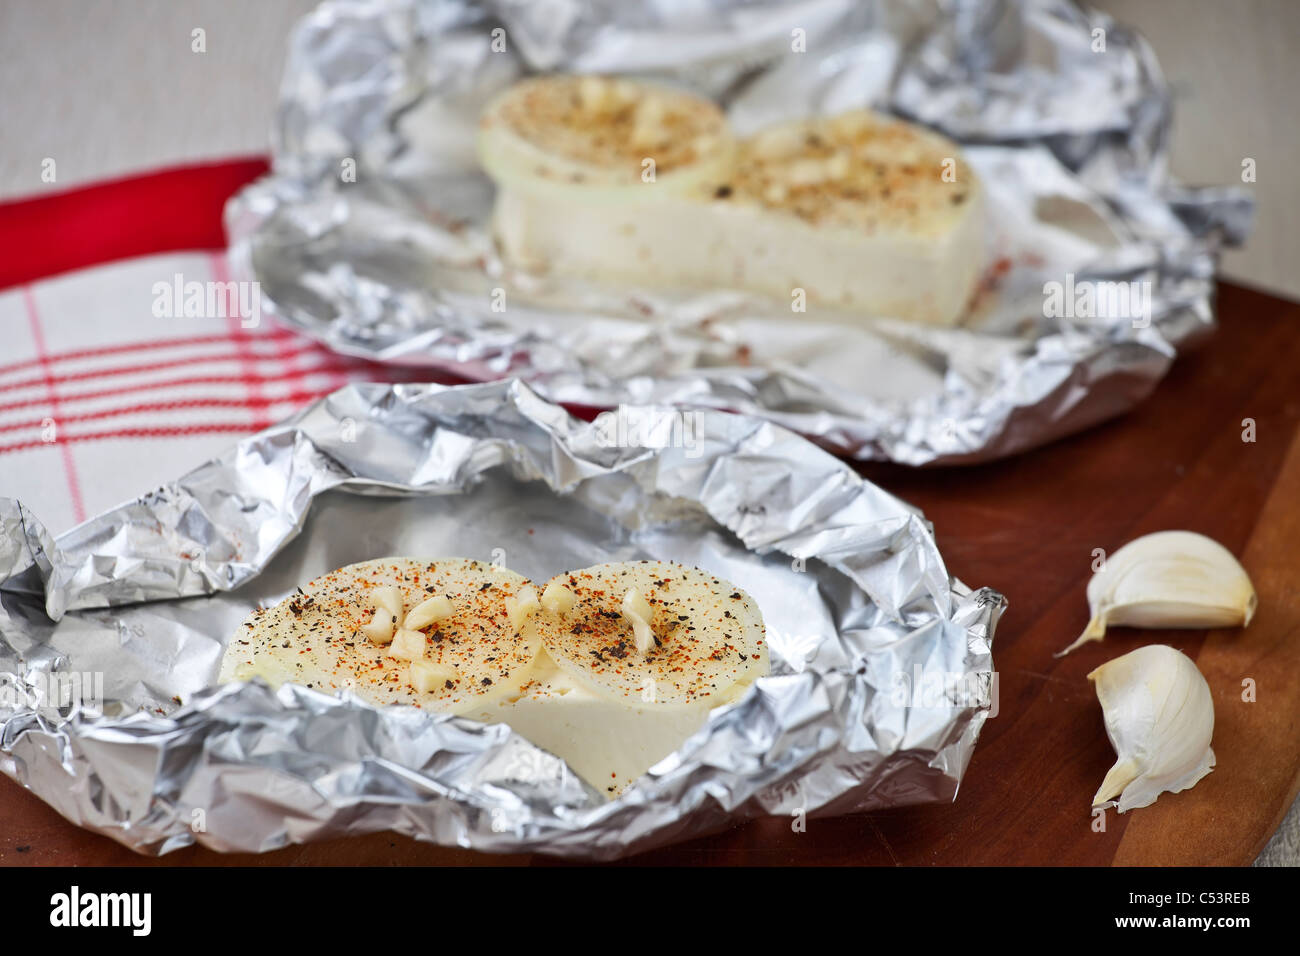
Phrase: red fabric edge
[
  {"left": 0, "top": 157, "right": 270, "bottom": 291},
  {"left": 0, "top": 155, "right": 605, "bottom": 422}
]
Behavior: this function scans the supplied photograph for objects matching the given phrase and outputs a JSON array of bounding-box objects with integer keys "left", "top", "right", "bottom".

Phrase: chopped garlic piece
[
  {"left": 505, "top": 585, "right": 540, "bottom": 631},
  {"left": 750, "top": 124, "right": 804, "bottom": 160},
  {"left": 540, "top": 581, "right": 577, "bottom": 615},
  {"left": 360, "top": 607, "right": 397, "bottom": 645},
  {"left": 370, "top": 585, "right": 404, "bottom": 617},
  {"left": 826, "top": 149, "right": 851, "bottom": 180},
  {"left": 389, "top": 627, "right": 426, "bottom": 661},
  {"left": 621, "top": 587, "right": 656, "bottom": 657},
  {"left": 577, "top": 75, "right": 609, "bottom": 112},
  {"left": 410, "top": 660, "right": 459, "bottom": 693},
  {"left": 630, "top": 95, "right": 667, "bottom": 148},
  {"left": 763, "top": 181, "right": 788, "bottom": 204},
  {"left": 786, "top": 157, "right": 829, "bottom": 186},
  {"left": 827, "top": 111, "right": 871, "bottom": 137},
  {"left": 404, "top": 594, "right": 454, "bottom": 630}
]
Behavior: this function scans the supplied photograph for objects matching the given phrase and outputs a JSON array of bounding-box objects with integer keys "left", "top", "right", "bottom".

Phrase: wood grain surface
[{"left": 1, "top": 280, "right": 1296, "bottom": 866}]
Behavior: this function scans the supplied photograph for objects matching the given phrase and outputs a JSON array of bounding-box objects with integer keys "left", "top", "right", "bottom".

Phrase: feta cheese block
[
  {"left": 221, "top": 556, "right": 769, "bottom": 798},
  {"left": 478, "top": 74, "right": 984, "bottom": 325},
  {"left": 528, "top": 561, "right": 767, "bottom": 706},
  {"left": 474, "top": 651, "right": 724, "bottom": 798},
  {"left": 477, "top": 73, "right": 734, "bottom": 202},
  {"left": 219, "top": 557, "right": 544, "bottom": 715},
  {"left": 475, "top": 560, "right": 768, "bottom": 796}
]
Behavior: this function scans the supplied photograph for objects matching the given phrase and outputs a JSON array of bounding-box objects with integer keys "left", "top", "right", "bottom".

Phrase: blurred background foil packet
[
  {"left": 226, "top": 0, "right": 1252, "bottom": 465},
  {"left": 0, "top": 381, "right": 1002, "bottom": 857}
]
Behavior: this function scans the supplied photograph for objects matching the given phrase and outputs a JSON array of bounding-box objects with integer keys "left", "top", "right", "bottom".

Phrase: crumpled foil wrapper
[
  {"left": 0, "top": 380, "right": 1002, "bottom": 858},
  {"left": 227, "top": 0, "right": 1252, "bottom": 465}
]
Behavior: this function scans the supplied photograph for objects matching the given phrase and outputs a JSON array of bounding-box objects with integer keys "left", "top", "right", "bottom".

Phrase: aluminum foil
[
  {"left": 227, "top": 0, "right": 1252, "bottom": 465},
  {"left": 0, "top": 380, "right": 1002, "bottom": 858}
]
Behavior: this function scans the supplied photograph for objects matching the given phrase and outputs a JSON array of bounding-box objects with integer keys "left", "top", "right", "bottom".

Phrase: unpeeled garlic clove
[
  {"left": 1058, "top": 530, "right": 1256, "bottom": 657},
  {"left": 1089, "top": 644, "right": 1215, "bottom": 813}
]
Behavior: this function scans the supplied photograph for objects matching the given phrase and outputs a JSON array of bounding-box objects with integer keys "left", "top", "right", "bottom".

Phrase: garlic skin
[
  {"left": 1089, "top": 644, "right": 1215, "bottom": 813},
  {"left": 1059, "top": 530, "right": 1256, "bottom": 656}
]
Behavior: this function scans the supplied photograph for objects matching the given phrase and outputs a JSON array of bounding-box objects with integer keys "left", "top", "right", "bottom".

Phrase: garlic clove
[
  {"left": 410, "top": 660, "right": 459, "bottom": 694},
  {"left": 369, "top": 585, "right": 405, "bottom": 618},
  {"left": 404, "top": 594, "right": 454, "bottom": 631},
  {"left": 1093, "top": 757, "right": 1143, "bottom": 807},
  {"left": 621, "top": 587, "right": 656, "bottom": 658},
  {"left": 540, "top": 581, "right": 577, "bottom": 615},
  {"left": 360, "top": 607, "right": 397, "bottom": 645},
  {"left": 388, "top": 627, "right": 427, "bottom": 661},
  {"left": 504, "top": 585, "right": 540, "bottom": 632},
  {"left": 1088, "top": 644, "right": 1215, "bottom": 812},
  {"left": 1058, "top": 530, "right": 1256, "bottom": 656}
]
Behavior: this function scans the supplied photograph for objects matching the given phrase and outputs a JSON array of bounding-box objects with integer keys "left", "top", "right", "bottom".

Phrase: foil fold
[
  {"left": 228, "top": 0, "right": 1251, "bottom": 465},
  {"left": 0, "top": 380, "right": 1002, "bottom": 857}
]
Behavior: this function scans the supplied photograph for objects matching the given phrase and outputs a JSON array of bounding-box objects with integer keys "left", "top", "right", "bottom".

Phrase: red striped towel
[{"left": 0, "top": 161, "right": 438, "bottom": 535}]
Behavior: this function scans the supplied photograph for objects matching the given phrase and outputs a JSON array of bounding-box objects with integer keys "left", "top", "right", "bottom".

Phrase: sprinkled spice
[
  {"left": 224, "top": 558, "right": 540, "bottom": 710},
  {"left": 487, "top": 75, "right": 728, "bottom": 181},
  {"left": 530, "top": 560, "right": 766, "bottom": 705}
]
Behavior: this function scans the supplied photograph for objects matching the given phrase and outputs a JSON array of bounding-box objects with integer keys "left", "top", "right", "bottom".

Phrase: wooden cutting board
[{"left": 2, "top": 281, "right": 1297, "bottom": 867}]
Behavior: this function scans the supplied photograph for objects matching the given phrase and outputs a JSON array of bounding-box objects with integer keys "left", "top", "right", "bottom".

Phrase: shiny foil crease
[
  {"left": 0, "top": 381, "right": 1002, "bottom": 857},
  {"left": 227, "top": 0, "right": 1251, "bottom": 466}
]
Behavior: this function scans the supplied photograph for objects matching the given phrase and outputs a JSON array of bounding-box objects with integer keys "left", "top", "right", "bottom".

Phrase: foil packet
[
  {"left": 0, "top": 381, "right": 1002, "bottom": 858},
  {"left": 227, "top": 0, "right": 1252, "bottom": 465}
]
